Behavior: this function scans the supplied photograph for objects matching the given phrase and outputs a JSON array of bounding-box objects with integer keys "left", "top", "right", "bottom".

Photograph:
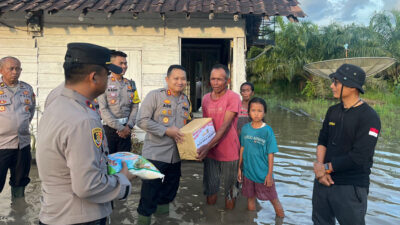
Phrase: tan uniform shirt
[
  {"left": 0, "top": 76, "right": 35, "bottom": 149},
  {"left": 44, "top": 82, "right": 64, "bottom": 109},
  {"left": 98, "top": 76, "right": 140, "bottom": 131},
  {"left": 36, "top": 87, "right": 131, "bottom": 225},
  {"left": 136, "top": 88, "right": 191, "bottom": 163}
]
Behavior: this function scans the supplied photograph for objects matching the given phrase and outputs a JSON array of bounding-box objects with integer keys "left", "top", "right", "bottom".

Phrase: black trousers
[
  {"left": 137, "top": 160, "right": 181, "bottom": 217},
  {"left": 0, "top": 145, "right": 31, "bottom": 193},
  {"left": 103, "top": 125, "right": 131, "bottom": 154},
  {"left": 39, "top": 217, "right": 107, "bottom": 225},
  {"left": 312, "top": 179, "right": 368, "bottom": 225}
]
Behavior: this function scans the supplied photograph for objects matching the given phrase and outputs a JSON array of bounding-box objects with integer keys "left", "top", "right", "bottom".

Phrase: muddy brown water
[{"left": 0, "top": 109, "right": 399, "bottom": 225}]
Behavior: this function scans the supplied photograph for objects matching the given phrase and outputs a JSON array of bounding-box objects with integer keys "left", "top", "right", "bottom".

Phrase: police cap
[{"left": 65, "top": 43, "right": 122, "bottom": 74}]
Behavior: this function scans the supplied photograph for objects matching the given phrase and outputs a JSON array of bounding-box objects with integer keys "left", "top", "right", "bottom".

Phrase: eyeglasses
[{"left": 331, "top": 78, "right": 339, "bottom": 86}]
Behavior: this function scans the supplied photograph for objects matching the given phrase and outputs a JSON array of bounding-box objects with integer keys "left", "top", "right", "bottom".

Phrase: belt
[
  {"left": 117, "top": 117, "right": 128, "bottom": 124},
  {"left": 102, "top": 117, "right": 128, "bottom": 126}
]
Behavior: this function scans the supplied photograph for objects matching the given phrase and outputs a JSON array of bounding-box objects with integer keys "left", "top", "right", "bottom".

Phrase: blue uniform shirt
[{"left": 240, "top": 123, "right": 279, "bottom": 183}]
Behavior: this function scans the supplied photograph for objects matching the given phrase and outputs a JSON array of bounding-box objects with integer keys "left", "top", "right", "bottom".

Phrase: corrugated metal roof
[{"left": 0, "top": 0, "right": 306, "bottom": 18}]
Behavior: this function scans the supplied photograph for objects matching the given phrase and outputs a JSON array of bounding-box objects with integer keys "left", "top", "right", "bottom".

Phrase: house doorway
[{"left": 181, "top": 38, "right": 232, "bottom": 112}]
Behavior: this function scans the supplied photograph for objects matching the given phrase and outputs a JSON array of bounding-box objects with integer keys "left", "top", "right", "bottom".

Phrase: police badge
[{"left": 92, "top": 127, "right": 103, "bottom": 148}]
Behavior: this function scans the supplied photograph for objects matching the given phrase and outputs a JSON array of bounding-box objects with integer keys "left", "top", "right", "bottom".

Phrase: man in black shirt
[{"left": 312, "top": 64, "right": 381, "bottom": 225}]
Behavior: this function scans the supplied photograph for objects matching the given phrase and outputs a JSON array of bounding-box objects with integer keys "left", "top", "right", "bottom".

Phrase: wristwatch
[{"left": 324, "top": 163, "right": 332, "bottom": 174}]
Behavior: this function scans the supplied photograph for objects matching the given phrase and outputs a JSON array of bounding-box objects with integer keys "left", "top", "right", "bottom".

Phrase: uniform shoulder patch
[{"left": 92, "top": 127, "right": 103, "bottom": 148}]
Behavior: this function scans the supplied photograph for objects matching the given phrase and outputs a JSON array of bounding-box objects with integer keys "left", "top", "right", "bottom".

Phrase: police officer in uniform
[
  {"left": 136, "top": 65, "right": 191, "bottom": 225},
  {"left": 98, "top": 50, "right": 140, "bottom": 154},
  {"left": 36, "top": 43, "right": 134, "bottom": 225},
  {"left": 0, "top": 56, "right": 35, "bottom": 199}
]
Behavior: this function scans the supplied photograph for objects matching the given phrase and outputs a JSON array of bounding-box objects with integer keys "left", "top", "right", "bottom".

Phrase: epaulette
[{"left": 19, "top": 81, "right": 32, "bottom": 89}]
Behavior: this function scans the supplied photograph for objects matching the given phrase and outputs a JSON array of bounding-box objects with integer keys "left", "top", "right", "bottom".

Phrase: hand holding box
[{"left": 177, "top": 118, "right": 216, "bottom": 160}]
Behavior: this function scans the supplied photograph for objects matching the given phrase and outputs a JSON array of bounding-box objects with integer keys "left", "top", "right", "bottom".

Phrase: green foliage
[
  {"left": 248, "top": 11, "right": 400, "bottom": 97},
  {"left": 394, "top": 83, "right": 400, "bottom": 97},
  {"left": 301, "top": 77, "right": 332, "bottom": 98},
  {"left": 301, "top": 80, "right": 316, "bottom": 98}
]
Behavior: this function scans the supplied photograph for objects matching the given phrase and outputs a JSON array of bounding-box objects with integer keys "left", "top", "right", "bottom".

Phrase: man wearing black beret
[
  {"left": 312, "top": 64, "right": 381, "bottom": 225},
  {"left": 36, "top": 43, "right": 135, "bottom": 225}
]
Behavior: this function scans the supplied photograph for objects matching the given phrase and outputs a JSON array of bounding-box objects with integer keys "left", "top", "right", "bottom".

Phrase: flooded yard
[{"left": 0, "top": 109, "right": 399, "bottom": 225}]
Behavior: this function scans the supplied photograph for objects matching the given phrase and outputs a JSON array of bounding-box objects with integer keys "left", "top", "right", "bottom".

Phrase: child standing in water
[
  {"left": 237, "top": 97, "right": 284, "bottom": 218},
  {"left": 237, "top": 82, "right": 254, "bottom": 135}
]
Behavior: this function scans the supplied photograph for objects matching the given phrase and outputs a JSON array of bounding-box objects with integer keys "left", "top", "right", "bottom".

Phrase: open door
[{"left": 181, "top": 38, "right": 232, "bottom": 112}]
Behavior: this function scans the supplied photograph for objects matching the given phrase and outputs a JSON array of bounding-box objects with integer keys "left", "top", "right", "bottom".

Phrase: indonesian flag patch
[{"left": 369, "top": 128, "right": 379, "bottom": 138}]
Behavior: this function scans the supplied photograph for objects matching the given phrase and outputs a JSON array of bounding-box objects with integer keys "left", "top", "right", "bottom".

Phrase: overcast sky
[{"left": 298, "top": 0, "right": 400, "bottom": 26}]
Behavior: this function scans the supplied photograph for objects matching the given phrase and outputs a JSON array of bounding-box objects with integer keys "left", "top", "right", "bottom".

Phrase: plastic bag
[{"left": 107, "top": 152, "right": 165, "bottom": 180}]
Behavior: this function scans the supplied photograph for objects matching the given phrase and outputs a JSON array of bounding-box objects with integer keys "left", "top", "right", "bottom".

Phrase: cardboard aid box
[{"left": 177, "top": 118, "right": 216, "bottom": 160}]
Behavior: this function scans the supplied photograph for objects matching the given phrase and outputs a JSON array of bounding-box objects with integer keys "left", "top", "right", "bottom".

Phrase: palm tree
[{"left": 247, "top": 12, "right": 399, "bottom": 95}]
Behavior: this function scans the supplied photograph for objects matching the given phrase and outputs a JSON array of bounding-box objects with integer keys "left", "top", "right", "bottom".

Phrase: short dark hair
[
  {"left": 211, "top": 64, "right": 230, "bottom": 79},
  {"left": 167, "top": 65, "right": 186, "bottom": 77},
  {"left": 63, "top": 62, "right": 104, "bottom": 84},
  {"left": 240, "top": 82, "right": 254, "bottom": 92},
  {"left": 110, "top": 50, "right": 127, "bottom": 58},
  {"left": 248, "top": 97, "right": 267, "bottom": 121}
]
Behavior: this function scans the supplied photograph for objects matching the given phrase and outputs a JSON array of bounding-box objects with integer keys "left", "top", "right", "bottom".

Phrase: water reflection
[{"left": 0, "top": 109, "right": 399, "bottom": 225}]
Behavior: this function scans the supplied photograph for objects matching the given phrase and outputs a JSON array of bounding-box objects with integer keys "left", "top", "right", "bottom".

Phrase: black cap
[
  {"left": 329, "top": 64, "right": 366, "bottom": 94},
  {"left": 65, "top": 43, "right": 122, "bottom": 74}
]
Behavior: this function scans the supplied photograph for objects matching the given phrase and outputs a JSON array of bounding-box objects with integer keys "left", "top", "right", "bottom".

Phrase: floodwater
[{"left": 0, "top": 109, "right": 399, "bottom": 225}]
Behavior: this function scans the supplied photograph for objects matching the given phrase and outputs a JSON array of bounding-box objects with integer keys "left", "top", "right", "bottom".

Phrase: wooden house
[{"left": 0, "top": 0, "right": 305, "bottom": 128}]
